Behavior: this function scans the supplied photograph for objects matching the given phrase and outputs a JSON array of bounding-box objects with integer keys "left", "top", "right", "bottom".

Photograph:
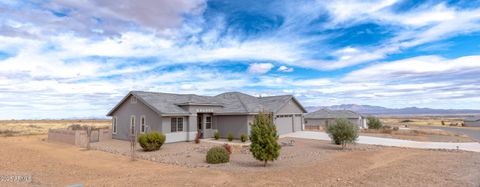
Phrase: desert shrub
[
  {"left": 214, "top": 131, "right": 220, "bottom": 140},
  {"left": 0, "top": 129, "right": 19, "bottom": 137},
  {"left": 227, "top": 132, "right": 234, "bottom": 141},
  {"left": 401, "top": 119, "right": 413, "bottom": 123},
  {"left": 206, "top": 146, "right": 230, "bottom": 164},
  {"left": 223, "top": 144, "right": 232, "bottom": 154},
  {"left": 393, "top": 126, "right": 399, "bottom": 131},
  {"left": 250, "top": 111, "right": 281, "bottom": 167},
  {"left": 195, "top": 131, "right": 201, "bottom": 144},
  {"left": 137, "top": 131, "right": 166, "bottom": 151},
  {"left": 326, "top": 118, "right": 359, "bottom": 149},
  {"left": 367, "top": 116, "right": 383, "bottom": 129},
  {"left": 240, "top": 134, "right": 248, "bottom": 142},
  {"left": 68, "top": 124, "right": 83, "bottom": 130},
  {"left": 441, "top": 121, "right": 445, "bottom": 126}
]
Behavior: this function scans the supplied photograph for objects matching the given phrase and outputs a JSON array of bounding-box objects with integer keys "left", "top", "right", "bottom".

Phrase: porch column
[{"left": 188, "top": 114, "right": 197, "bottom": 141}]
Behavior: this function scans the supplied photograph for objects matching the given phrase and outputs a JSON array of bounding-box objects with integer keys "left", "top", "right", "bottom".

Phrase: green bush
[
  {"left": 137, "top": 131, "right": 166, "bottom": 151},
  {"left": 206, "top": 146, "right": 230, "bottom": 164},
  {"left": 214, "top": 131, "right": 220, "bottom": 140},
  {"left": 326, "top": 118, "right": 359, "bottom": 149},
  {"left": 227, "top": 132, "right": 234, "bottom": 141},
  {"left": 240, "top": 134, "right": 248, "bottom": 142},
  {"left": 250, "top": 111, "right": 281, "bottom": 167},
  {"left": 367, "top": 116, "right": 383, "bottom": 129}
]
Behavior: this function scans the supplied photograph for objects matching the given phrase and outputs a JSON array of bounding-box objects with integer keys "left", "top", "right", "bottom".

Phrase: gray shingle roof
[
  {"left": 107, "top": 91, "right": 305, "bottom": 116},
  {"left": 305, "top": 109, "right": 361, "bottom": 119},
  {"left": 214, "top": 92, "right": 264, "bottom": 113}
]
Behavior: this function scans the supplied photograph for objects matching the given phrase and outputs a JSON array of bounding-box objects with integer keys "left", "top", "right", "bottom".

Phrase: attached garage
[
  {"left": 274, "top": 114, "right": 303, "bottom": 134},
  {"left": 268, "top": 97, "right": 306, "bottom": 135}
]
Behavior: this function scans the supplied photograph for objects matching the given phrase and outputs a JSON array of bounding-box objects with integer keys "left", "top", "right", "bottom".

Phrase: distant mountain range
[{"left": 306, "top": 104, "right": 480, "bottom": 116}]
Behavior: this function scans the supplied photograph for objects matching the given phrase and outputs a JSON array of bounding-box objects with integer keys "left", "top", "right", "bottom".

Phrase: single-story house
[
  {"left": 304, "top": 109, "right": 367, "bottom": 129},
  {"left": 106, "top": 91, "right": 307, "bottom": 143},
  {"left": 464, "top": 117, "right": 480, "bottom": 127}
]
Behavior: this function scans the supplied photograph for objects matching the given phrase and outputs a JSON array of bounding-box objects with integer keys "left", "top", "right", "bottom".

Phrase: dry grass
[
  {"left": 360, "top": 128, "right": 473, "bottom": 142},
  {"left": 380, "top": 117, "right": 464, "bottom": 127},
  {"left": 0, "top": 120, "right": 110, "bottom": 137}
]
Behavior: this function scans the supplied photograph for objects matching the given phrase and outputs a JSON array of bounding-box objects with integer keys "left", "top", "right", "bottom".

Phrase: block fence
[{"left": 48, "top": 128, "right": 112, "bottom": 147}]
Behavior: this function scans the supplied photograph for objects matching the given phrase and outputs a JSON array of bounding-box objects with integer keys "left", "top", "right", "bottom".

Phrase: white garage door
[
  {"left": 275, "top": 114, "right": 294, "bottom": 135},
  {"left": 294, "top": 114, "right": 302, "bottom": 131}
]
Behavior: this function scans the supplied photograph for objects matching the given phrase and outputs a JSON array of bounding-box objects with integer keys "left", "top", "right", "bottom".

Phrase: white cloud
[
  {"left": 248, "top": 63, "right": 274, "bottom": 74},
  {"left": 308, "top": 1, "right": 480, "bottom": 69},
  {"left": 277, "top": 65, "right": 294, "bottom": 72},
  {"left": 343, "top": 55, "right": 480, "bottom": 81},
  {"left": 0, "top": 0, "right": 206, "bottom": 38}
]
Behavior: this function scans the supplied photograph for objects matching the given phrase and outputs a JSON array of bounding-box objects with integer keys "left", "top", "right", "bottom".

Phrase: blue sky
[{"left": 1, "top": 0, "right": 480, "bottom": 119}]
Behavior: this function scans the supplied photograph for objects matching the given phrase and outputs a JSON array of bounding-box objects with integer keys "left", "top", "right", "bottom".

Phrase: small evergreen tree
[
  {"left": 249, "top": 111, "right": 281, "bottom": 167},
  {"left": 367, "top": 116, "right": 383, "bottom": 129},
  {"left": 326, "top": 118, "right": 359, "bottom": 149}
]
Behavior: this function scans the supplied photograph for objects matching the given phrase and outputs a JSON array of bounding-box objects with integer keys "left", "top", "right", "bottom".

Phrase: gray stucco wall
[
  {"left": 215, "top": 115, "right": 249, "bottom": 139},
  {"left": 111, "top": 95, "right": 162, "bottom": 140}
]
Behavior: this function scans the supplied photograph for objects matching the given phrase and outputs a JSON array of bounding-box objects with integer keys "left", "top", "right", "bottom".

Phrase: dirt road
[{"left": 1, "top": 135, "right": 479, "bottom": 186}]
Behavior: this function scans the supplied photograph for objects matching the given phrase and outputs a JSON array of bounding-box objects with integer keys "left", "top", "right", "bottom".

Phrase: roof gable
[
  {"left": 259, "top": 95, "right": 307, "bottom": 113},
  {"left": 305, "top": 109, "right": 361, "bottom": 119}
]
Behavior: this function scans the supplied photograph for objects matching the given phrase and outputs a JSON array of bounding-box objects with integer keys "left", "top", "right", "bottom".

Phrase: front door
[
  {"left": 203, "top": 114, "right": 213, "bottom": 138},
  {"left": 197, "top": 115, "right": 203, "bottom": 138}
]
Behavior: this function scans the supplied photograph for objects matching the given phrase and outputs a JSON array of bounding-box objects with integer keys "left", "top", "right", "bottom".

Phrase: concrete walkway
[{"left": 282, "top": 131, "right": 480, "bottom": 153}]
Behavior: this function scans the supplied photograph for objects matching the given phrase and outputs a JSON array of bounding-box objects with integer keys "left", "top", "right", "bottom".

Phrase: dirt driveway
[{"left": 1, "top": 135, "right": 479, "bottom": 186}]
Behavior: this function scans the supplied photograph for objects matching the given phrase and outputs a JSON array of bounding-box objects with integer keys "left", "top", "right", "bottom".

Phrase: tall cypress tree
[{"left": 249, "top": 111, "right": 281, "bottom": 167}]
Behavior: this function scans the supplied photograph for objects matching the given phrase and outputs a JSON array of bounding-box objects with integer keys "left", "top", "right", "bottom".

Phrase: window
[
  {"left": 130, "top": 115, "right": 135, "bottom": 135},
  {"left": 130, "top": 96, "right": 137, "bottom": 104},
  {"left": 140, "top": 115, "right": 146, "bottom": 133},
  {"left": 171, "top": 117, "right": 184, "bottom": 132},
  {"left": 178, "top": 118, "right": 183, "bottom": 131},
  {"left": 112, "top": 116, "right": 117, "bottom": 134},
  {"left": 205, "top": 116, "right": 212, "bottom": 129}
]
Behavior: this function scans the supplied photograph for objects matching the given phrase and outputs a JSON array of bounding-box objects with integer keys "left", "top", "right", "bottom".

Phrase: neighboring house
[
  {"left": 304, "top": 109, "right": 367, "bottom": 129},
  {"left": 464, "top": 117, "right": 480, "bottom": 127},
  {"left": 107, "top": 91, "right": 307, "bottom": 143}
]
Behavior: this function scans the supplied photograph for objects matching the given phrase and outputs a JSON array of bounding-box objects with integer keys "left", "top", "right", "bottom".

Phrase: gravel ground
[{"left": 91, "top": 137, "right": 381, "bottom": 171}]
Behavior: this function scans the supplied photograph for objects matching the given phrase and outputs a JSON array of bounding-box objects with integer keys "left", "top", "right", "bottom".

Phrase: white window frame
[
  {"left": 112, "top": 116, "right": 117, "bottom": 134},
  {"left": 170, "top": 117, "right": 184, "bottom": 132},
  {"left": 140, "top": 115, "right": 146, "bottom": 133},
  {"left": 130, "top": 115, "right": 136, "bottom": 135}
]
